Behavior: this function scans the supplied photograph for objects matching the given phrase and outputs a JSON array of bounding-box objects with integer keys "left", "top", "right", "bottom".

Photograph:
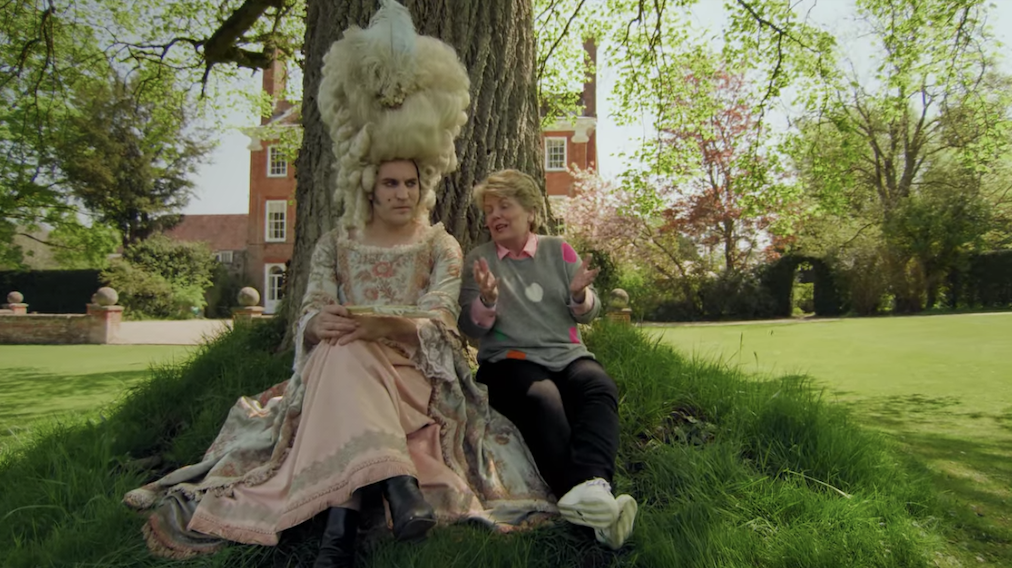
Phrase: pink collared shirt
[
  {"left": 470, "top": 233, "right": 594, "bottom": 328},
  {"left": 495, "top": 232, "right": 540, "bottom": 260}
]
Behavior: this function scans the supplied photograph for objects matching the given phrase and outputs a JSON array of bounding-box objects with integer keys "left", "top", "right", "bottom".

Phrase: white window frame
[
  {"left": 265, "top": 200, "right": 287, "bottom": 242},
  {"left": 264, "top": 263, "right": 286, "bottom": 314},
  {"left": 545, "top": 137, "right": 568, "bottom": 171},
  {"left": 267, "top": 145, "right": 288, "bottom": 178},
  {"left": 214, "top": 250, "right": 234, "bottom": 264}
]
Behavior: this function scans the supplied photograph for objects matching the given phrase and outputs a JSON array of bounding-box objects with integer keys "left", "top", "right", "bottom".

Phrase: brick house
[
  {"left": 543, "top": 39, "right": 599, "bottom": 201},
  {"left": 241, "top": 61, "right": 299, "bottom": 314},
  {"left": 164, "top": 214, "right": 248, "bottom": 273},
  {"left": 174, "top": 46, "right": 597, "bottom": 314}
]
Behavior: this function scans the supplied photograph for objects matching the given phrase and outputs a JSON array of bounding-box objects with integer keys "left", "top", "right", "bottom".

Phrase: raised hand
[
  {"left": 569, "top": 254, "right": 600, "bottom": 303},
  {"left": 474, "top": 258, "right": 499, "bottom": 306}
]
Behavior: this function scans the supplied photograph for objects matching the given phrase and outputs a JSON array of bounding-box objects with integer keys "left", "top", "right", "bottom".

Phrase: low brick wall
[
  {"left": 0, "top": 306, "right": 123, "bottom": 345},
  {"left": 0, "top": 314, "right": 93, "bottom": 344}
]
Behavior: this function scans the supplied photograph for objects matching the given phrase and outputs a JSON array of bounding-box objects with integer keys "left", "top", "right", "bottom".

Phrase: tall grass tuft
[{"left": 1, "top": 320, "right": 946, "bottom": 567}]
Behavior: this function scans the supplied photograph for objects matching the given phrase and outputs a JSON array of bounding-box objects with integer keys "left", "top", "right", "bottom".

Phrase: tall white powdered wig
[{"left": 317, "top": 0, "right": 471, "bottom": 229}]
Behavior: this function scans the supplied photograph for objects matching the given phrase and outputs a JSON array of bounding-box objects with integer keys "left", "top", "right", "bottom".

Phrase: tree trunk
[{"left": 282, "top": 0, "right": 545, "bottom": 335}]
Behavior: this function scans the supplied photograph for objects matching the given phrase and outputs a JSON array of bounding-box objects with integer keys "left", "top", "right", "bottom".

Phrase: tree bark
[{"left": 282, "top": 0, "right": 545, "bottom": 337}]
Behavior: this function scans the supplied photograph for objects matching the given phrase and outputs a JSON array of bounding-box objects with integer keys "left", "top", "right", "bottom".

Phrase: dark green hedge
[
  {"left": 950, "top": 250, "right": 1012, "bottom": 309},
  {"left": 0, "top": 270, "right": 102, "bottom": 314},
  {"left": 761, "top": 255, "right": 845, "bottom": 317}
]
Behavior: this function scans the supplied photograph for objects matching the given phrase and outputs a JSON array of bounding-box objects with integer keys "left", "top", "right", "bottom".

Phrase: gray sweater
[{"left": 458, "top": 236, "right": 601, "bottom": 371}]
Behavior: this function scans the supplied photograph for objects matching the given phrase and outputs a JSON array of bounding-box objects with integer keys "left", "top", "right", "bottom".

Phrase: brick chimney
[
  {"left": 261, "top": 56, "right": 290, "bottom": 125},
  {"left": 581, "top": 38, "right": 597, "bottom": 118}
]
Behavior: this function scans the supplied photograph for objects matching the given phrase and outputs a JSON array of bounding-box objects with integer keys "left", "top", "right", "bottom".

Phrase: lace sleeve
[
  {"left": 293, "top": 231, "right": 341, "bottom": 372},
  {"left": 411, "top": 230, "right": 464, "bottom": 382}
]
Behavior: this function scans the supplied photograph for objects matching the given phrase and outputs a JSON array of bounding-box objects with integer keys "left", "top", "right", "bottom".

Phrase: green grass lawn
[
  {"left": 0, "top": 345, "right": 194, "bottom": 445},
  {"left": 2, "top": 317, "right": 1010, "bottom": 567},
  {"left": 650, "top": 312, "right": 1012, "bottom": 565},
  {"left": 0, "top": 320, "right": 952, "bottom": 568}
]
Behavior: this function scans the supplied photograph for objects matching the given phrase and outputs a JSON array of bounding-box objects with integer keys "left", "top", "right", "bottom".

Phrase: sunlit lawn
[
  {"left": 0, "top": 345, "right": 193, "bottom": 446},
  {"left": 650, "top": 312, "right": 1012, "bottom": 565}
]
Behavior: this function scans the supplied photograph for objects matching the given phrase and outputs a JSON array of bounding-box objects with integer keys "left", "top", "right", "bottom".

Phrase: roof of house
[{"left": 164, "top": 214, "right": 248, "bottom": 251}]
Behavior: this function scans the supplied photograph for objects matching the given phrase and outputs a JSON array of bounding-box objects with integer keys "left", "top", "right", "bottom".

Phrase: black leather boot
[
  {"left": 313, "top": 507, "right": 359, "bottom": 568},
  {"left": 380, "top": 475, "right": 436, "bottom": 541}
]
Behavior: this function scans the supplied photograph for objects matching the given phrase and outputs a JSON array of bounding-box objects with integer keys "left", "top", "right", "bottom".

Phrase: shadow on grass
[
  {"left": 855, "top": 394, "right": 963, "bottom": 427},
  {"left": 0, "top": 368, "right": 151, "bottom": 440},
  {"left": 898, "top": 431, "right": 1012, "bottom": 563},
  {"left": 840, "top": 396, "right": 1012, "bottom": 564}
]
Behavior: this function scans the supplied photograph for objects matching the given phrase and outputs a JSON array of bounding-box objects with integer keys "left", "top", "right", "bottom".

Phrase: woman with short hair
[{"left": 458, "top": 169, "right": 638, "bottom": 550}]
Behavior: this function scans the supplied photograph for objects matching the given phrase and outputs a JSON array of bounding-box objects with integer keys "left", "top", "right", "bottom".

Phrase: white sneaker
[
  {"left": 557, "top": 478, "right": 619, "bottom": 529},
  {"left": 594, "top": 493, "right": 638, "bottom": 549}
]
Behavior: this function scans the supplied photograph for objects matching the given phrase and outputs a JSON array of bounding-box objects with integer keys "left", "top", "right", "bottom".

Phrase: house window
[
  {"left": 264, "top": 263, "right": 286, "bottom": 314},
  {"left": 267, "top": 265, "right": 285, "bottom": 303},
  {"left": 265, "top": 200, "right": 287, "bottom": 242},
  {"left": 267, "top": 146, "right": 288, "bottom": 178},
  {"left": 215, "top": 250, "right": 234, "bottom": 264},
  {"left": 545, "top": 137, "right": 567, "bottom": 171}
]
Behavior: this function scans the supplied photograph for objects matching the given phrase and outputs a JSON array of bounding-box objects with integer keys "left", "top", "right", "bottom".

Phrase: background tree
[
  {"left": 786, "top": 0, "right": 1012, "bottom": 311},
  {"left": 1, "top": 0, "right": 220, "bottom": 264},
  {"left": 54, "top": 69, "right": 214, "bottom": 247},
  {"left": 0, "top": 0, "right": 114, "bottom": 266},
  {"left": 102, "top": 234, "right": 217, "bottom": 319},
  {"left": 659, "top": 70, "right": 782, "bottom": 274}
]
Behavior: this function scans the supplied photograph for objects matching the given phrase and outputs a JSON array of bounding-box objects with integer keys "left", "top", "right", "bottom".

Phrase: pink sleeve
[
  {"left": 569, "top": 289, "right": 595, "bottom": 315},
  {"left": 469, "top": 297, "right": 497, "bottom": 329}
]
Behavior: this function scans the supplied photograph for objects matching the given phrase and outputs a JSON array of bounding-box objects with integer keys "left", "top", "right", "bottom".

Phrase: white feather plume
[{"left": 357, "top": 0, "right": 417, "bottom": 107}]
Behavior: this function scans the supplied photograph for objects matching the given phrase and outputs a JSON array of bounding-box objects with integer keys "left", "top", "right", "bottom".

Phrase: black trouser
[{"left": 476, "top": 357, "right": 619, "bottom": 498}]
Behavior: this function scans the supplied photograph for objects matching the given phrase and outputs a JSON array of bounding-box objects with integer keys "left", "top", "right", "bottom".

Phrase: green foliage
[
  {"left": 205, "top": 263, "right": 249, "bottom": 319},
  {"left": 0, "top": 0, "right": 111, "bottom": 267},
  {"left": 103, "top": 235, "right": 217, "bottom": 319},
  {"left": 46, "top": 221, "right": 120, "bottom": 269},
  {"left": 1, "top": 0, "right": 239, "bottom": 266},
  {"left": 101, "top": 260, "right": 183, "bottom": 320},
  {"left": 640, "top": 267, "right": 779, "bottom": 323},
  {"left": 123, "top": 235, "right": 216, "bottom": 292},
  {"left": 533, "top": 0, "right": 601, "bottom": 125},
  {"left": 792, "top": 282, "right": 814, "bottom": 314},
  {"left": 0, "top": 269, "right": 102, "bottom": 314},
  {"left": 696, "top": 270, "right": 778, "bottom": 320},
  {"left": 762, "top": 255, "right": 845, "bottom": 318},
  {"left": 615, "top": 268, "right": 653, "bottom": 321},
  {"left": 784, "top": 0, "right": 1012, "bottom": 312},
  {"left": 54, "top": 69, "right": 214, "bottom": 246}
]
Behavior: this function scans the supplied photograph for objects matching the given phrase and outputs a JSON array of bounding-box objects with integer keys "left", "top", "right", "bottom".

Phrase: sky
[{"left": 183, "top": 0, "right": 1012, "bottom": 215}]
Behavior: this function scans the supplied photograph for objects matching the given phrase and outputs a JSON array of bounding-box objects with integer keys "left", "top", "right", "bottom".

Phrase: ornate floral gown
[{"left": 124, "top": 223, "right": 555, "bottom": 558}]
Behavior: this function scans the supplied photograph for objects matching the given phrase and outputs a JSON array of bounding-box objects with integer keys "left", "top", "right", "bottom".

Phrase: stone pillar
[
  {"left": 606, "top": 288, "right": 633, "bottom": 324},
  {"left": 232, "top": 287, "right": 265, "bottom": 320},
  {"left": 3, "top": 291, "right": 27, "bottom": 315},
  {"left": 87, "top": 287, "right": 123, "bottom": 344}
]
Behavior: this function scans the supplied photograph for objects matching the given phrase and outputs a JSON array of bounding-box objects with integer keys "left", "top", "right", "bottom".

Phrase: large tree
[
  {"left": 283, "top": 1, "right": 546, "bottom": 326},
  {"left": 55, "top": 70, "right": 214, "bottom": 247},
  {"left": 1, "top": 0, "right": 220, "bottom": 263},
  {"left": 659, "top": 70, "right": 780, "bottom": 274},
  {"left": 0, "top": 0, "right": 112, "bottom": 266},
  {"left": 787, "top": 0, "right": 1012, "bottom": 311}
]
